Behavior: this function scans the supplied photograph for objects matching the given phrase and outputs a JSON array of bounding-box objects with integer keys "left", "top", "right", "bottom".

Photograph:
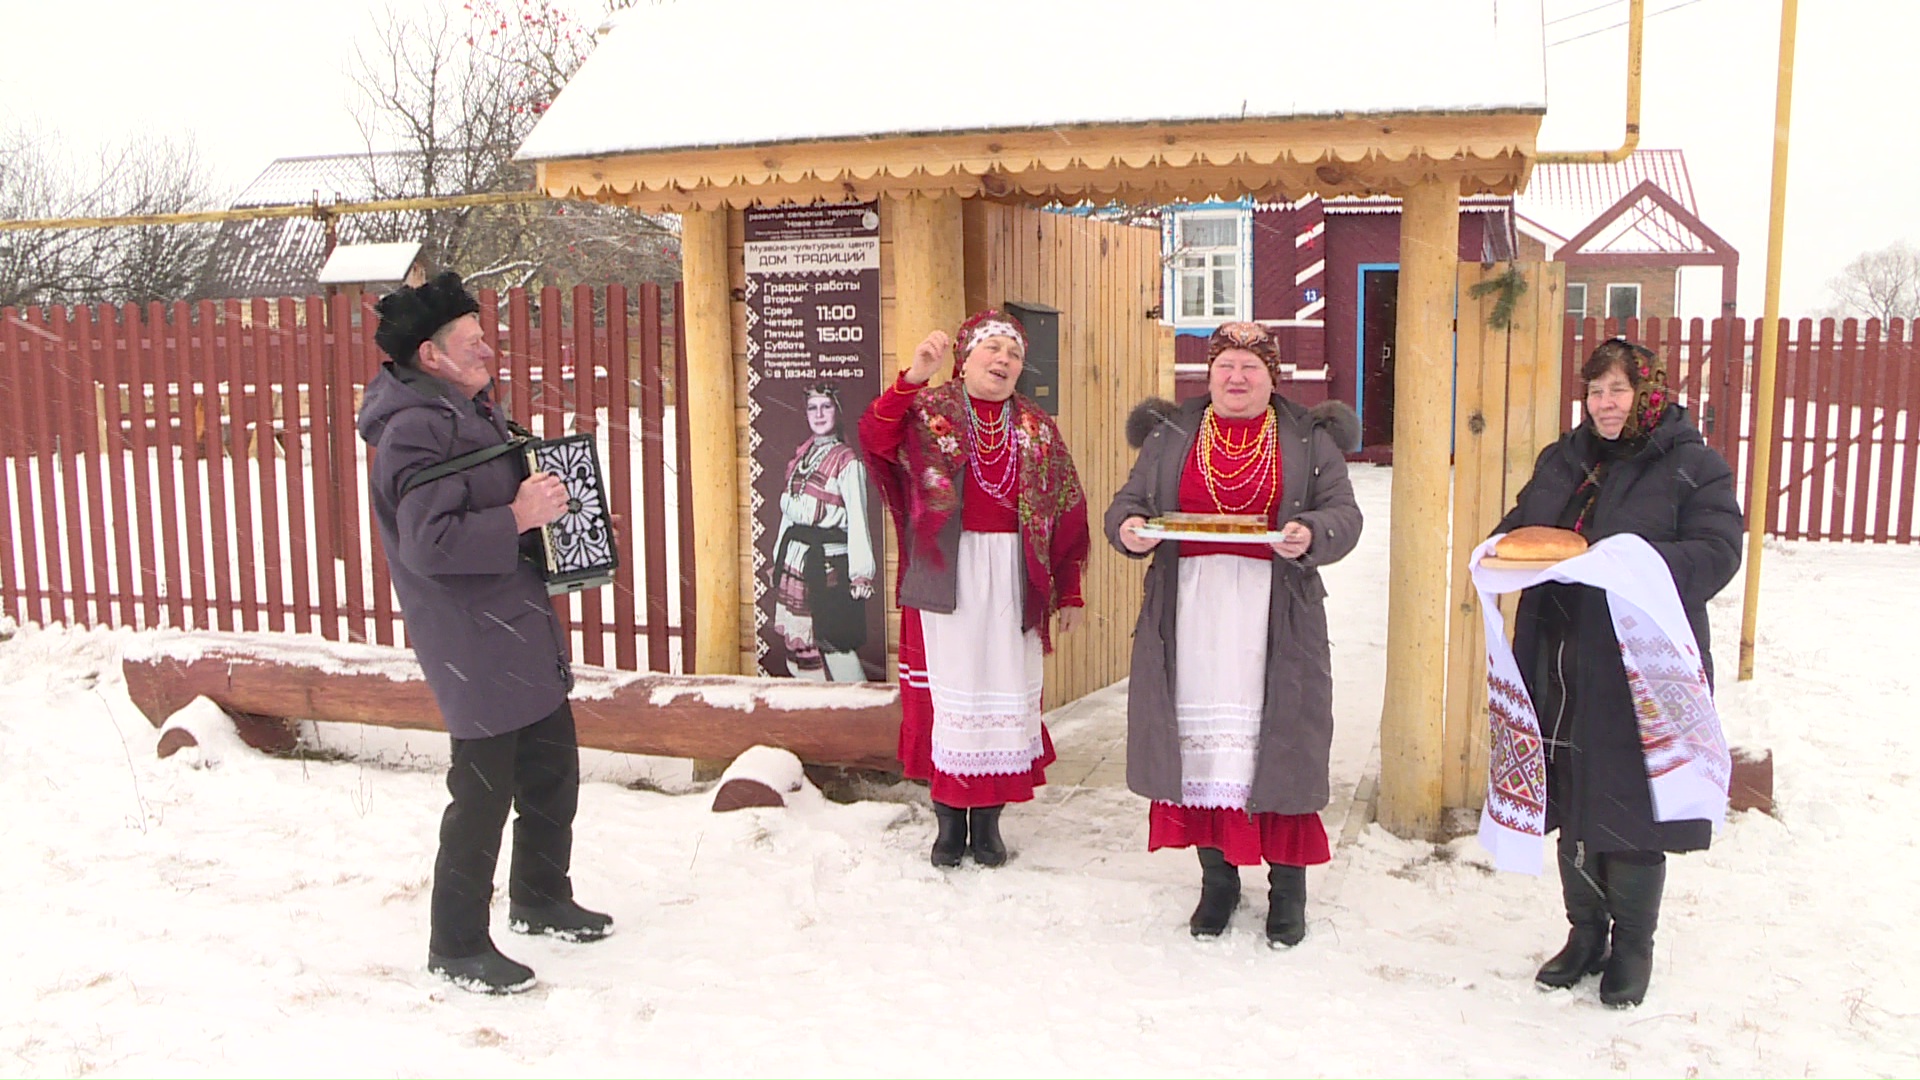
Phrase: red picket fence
[
  {"left": 0, "top": 284, "right": 699, "bottom": 672},
  {"left": 1563, "top": 315, "right": 1920, "bottom": 544}
]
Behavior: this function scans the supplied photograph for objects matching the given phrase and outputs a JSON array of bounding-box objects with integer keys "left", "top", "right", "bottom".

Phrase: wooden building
[
  {"left": 515, "top": 0, "right": 1552, "bottom": 838},
  {"left": 1164, "top": 195, "right": 1517, "bottom": 452},
  {"left": 1161, "top": 150, "right": 1734, "bottom": 454}
]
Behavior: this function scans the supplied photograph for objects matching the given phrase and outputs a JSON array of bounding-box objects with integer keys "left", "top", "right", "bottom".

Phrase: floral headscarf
[
  {"left": 952, "top": 309, "right": 1029, "bottom": 379},
  {"left": 1586, "top": 337, "right": 1671, "bottom": 440},
  {"left": 1205, "top": 321, "right": 1280, "bottom": 380}
]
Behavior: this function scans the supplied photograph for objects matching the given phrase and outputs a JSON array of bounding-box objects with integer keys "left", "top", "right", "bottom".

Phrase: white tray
[{"left": 1135, "top": 523, "right": 1284, "bottom": 545}]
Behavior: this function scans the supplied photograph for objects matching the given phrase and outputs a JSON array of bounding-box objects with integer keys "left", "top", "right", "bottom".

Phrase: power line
[
  {"left": 1546, "top": 0, "right": 1628, "bottom": 28},
  {"left": 1547, "top": 0, "right": 1711, "bottom": 47}
]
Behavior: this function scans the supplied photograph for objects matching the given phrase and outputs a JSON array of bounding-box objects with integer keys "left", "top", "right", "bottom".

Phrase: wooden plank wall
[
  {"left": 969, "top": 203, "right": 1172, "bottom": 706},
  {"left": 1443, "top": 261, "right": 1566, "bottom": 810}
]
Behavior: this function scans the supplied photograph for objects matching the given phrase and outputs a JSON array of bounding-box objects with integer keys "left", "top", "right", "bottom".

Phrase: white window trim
[
  {"left": 1606, "top": 282, "right": 1642, "bottom": 320},
  {"left": 1565, "top": 282, "right": 1588, "bottom": 319},
  {"left": 1163, "top": 206, "right": 1253, "bottom": 327}
]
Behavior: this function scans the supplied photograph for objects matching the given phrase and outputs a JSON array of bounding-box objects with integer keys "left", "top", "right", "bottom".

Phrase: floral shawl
[{"left": 869, "top": 379, "right": 1087, "bottom": 651}]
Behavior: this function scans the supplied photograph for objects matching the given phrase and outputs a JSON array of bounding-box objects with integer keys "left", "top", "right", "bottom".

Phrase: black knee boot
[
  {"left": 1189, "top": 847, "right": 1240, "bottom": 938},
  {"left": 930, "top": 801, "right": 968, "bottom": 868},
  {"left": 1536, "top": 838, "right": 1610, "bottom": 989},
  {"left": 968, "top": 805, "right": 1008, "bottom": 867},
  {"left": 1265, "top": 863, "right": 1307, "bottom": 948},
  {"left": 1600, "top": 853, "right": 1666, "bottom": 1008}
]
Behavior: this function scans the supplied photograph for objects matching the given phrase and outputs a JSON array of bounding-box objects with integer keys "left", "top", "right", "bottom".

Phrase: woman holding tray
[
  {"left": 1105, "top": 321, "right": 1361, "bottom": 947},
  {"left": 1491, "top": 336, "right": 1742, "bottom": 1007},
  {"left": 858, "top": 310, "right": 1090, "bottom": 869}
]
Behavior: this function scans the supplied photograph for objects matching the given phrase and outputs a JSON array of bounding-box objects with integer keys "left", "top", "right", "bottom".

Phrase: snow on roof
[
  {"left": 517, "top": 0, "right": 1547, "bottom": 163},
  {"left": 206, "top": 152, "right": 435, "bottom": 298},
  {"left": 316, "top": 241, "right": 422, "bottom": 285},
  {"left": 1515, "top": 149, "right": 1702, "bottom": 252},
  {"left": 229, "top": 151, "right": 426, "bottom": 208}
]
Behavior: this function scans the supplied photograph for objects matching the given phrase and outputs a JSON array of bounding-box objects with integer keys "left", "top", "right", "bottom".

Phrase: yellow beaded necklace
[{"left": 1196, "top": 406, "right": 1278, "bottom": 515}]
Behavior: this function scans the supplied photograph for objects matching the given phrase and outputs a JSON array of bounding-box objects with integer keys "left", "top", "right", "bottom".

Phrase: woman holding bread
[
  {"left": 859, "top": 310, "right": 1089, "bottom": 869},
  {"left": 1493, "top": 336, "right": 1743, "bottom": 1006},
  {"left": 1105, "top": 322, "right": 1361, "bottom": 947}
]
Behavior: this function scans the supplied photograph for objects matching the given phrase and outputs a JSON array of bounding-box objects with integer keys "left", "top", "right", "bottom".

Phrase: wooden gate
[{"left": 1444, "top": 261, "right": 1568, "bottom": 810}]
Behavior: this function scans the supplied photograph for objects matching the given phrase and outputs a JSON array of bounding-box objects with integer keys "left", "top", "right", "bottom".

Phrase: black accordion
[{"left": 523, "top": 433, "right": 618, "bottom": 595}]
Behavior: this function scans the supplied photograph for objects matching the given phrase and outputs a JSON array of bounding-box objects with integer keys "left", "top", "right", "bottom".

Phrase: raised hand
[{"left": 907, "top": 330, "right": 950, "bottom": 385}]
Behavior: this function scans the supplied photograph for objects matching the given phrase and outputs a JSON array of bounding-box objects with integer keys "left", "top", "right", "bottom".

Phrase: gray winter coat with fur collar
[{"left": 1104, "top": 394, "right": 1363, "bottom": 814}]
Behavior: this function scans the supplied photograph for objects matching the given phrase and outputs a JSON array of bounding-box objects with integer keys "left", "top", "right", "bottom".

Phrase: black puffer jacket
[{"left": 1494, "top": 404, "right": 1744, "bottom": 853}]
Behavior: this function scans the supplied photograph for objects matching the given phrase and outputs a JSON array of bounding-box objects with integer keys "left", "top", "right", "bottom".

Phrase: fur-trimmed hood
[{"left": 1126, "top": 394, "right": 1361, "bottom": 453}]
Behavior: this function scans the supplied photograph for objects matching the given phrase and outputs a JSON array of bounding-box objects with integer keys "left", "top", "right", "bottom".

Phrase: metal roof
[
  {"left": 203, "top": 152, "right": 431, "bottom": 299},
  {"left": 1515, "top": 149, "right": 1706, "bottom": 254}
]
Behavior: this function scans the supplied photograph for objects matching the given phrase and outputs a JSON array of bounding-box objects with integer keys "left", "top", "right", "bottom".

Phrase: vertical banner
[{"left": 744, "top": 202, "right": 887, "bottom": 682}]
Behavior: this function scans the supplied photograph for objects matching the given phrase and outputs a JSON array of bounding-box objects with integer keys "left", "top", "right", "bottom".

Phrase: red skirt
[
  {"left": 1148, "top": 803, "right": 1330, "bottom": 868},
  {"left": 897, "top": 606, "right": 1054, "bottom": 808}
]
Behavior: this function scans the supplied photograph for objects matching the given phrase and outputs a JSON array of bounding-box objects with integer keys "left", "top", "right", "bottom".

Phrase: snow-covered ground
[{"left": 2, "top": 466, "right": 1916, "bottom": 1077}]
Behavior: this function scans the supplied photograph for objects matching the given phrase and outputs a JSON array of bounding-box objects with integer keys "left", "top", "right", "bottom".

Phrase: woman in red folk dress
[
  {"left": 1107, "top": 322, "right": 1362, "bottom": 946},
  {"left": 858, "top": 309, "right": 1089, "bottom": 868}
]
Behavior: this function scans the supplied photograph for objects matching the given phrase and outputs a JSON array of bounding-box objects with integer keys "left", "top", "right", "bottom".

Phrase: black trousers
[{"left": 429, "top": 701, "right": 579, "bottom": 957}]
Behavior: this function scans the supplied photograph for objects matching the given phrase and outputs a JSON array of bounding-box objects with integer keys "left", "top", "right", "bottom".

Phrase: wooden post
[
  {"left": 681, "top": 207, "right": 740, "bottom": 674},
  {"left": 1378, "top": 177, "right": 1460, "bottom": 840},
  {"left": 888, "top": 193, "right": 966, "bottom": 384}
]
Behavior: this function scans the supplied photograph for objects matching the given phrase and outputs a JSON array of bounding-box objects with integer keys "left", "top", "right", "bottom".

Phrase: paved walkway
[{"left": 1037, "top": 675, "right": 1383, "bottom": 900}]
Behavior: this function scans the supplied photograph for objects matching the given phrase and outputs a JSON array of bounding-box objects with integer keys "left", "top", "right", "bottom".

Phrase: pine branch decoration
[{"left": 1468, "top": 266, "right": 1529, "bottom": 330}]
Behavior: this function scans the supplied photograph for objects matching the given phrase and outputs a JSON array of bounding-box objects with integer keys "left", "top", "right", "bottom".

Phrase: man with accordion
[{"left": 358, "top": 272, "right": 612, "bottom": 995}]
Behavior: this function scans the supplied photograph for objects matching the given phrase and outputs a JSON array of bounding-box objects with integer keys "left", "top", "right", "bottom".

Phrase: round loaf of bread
[{"left": 1495, "top": 525, "right": 1588, "bottom": 561}]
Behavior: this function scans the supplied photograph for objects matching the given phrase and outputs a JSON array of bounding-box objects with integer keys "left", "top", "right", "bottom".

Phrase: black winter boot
[
  {"left": 1600, "top": 853, "right": 1666, "bottom": 1008},
  {"left": 1189, "top": 847, "right": 1241, "bottom": 938},
  {"left": 930, "top": 801, "right": 968, "bottom": 867},
  {"left": 1265, "top": 863, "right": 1308, "bottom": 948},
  {"left": 969, "top": 805, "right": 1008, "bottom": 867},
  {"left": 428, "top": 941, "right": 536, "bottom": 995},
  {"left": 1536, "top": 838, "right": 1610, "bottom": 989},
  {"left": 509, "top": 898, "right": 613, "bottom": 943}
]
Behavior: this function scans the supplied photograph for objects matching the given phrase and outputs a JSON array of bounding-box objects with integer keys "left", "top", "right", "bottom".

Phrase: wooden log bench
[{"left": 122, "top": 632, "right": 902, "bottom": 772}]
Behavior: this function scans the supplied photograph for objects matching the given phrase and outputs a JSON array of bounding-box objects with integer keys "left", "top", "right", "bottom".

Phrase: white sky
[{"left": 0, "top": 0, "right": 1910, "bottom": 317}]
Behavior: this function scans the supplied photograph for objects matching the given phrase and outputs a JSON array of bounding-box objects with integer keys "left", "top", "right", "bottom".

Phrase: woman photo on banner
[
  {"left": 1106, "top": 321, "right": 1361, "bottom": 948},
  {"left": 770, "top": 383, "right": 877, "bottom": 682},
  {"left": 858, "top": 310, "right": 1089, "bottom": 869},
  {"left": 1482, "top": 336, "right": 1743, "bottom": 1008}
]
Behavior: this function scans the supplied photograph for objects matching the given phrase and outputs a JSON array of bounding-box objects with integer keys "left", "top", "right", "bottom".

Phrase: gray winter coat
[
  {"left": 1105, "top": 394, "right": 1363, "bottom": 814},
  {"left": 357, "top": 363, "right": 571, "bottom": 740}
]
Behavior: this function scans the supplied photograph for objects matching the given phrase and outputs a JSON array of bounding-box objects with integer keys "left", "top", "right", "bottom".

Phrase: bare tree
[
  {"left": 1825, "top": 241, "right": 1920, "bottom": 330},
  {"left": 0, "top": 128, "right": 219, "bottom": 307},
  {"left": 348, "top": 0, "right": 678, "bottom": 289},
  {"left": 0, "top": 127, "right": 99, "bottom": 307},
  {"left": 90, "top": 137, "right": 221, "bottom": 304}
]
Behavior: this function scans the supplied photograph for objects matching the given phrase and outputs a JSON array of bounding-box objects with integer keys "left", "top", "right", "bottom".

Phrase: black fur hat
[{"left": 373, "top": 271, "right": 480, "bottom": 365}]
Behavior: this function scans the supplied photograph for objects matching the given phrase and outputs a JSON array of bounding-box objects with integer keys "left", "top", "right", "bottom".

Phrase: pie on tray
[{"left": 1146, "top": 512, "right": 1271, "bottom": 536}]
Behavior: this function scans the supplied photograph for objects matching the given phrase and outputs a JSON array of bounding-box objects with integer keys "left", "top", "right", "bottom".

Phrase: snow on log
[
  {"left": 121, "top": 632, "right": 902, "bottom": 771},
  {"left": 710, "top": 746, "right": 810, "bottom": 813},
  {"left": 155, "top": 696, "right": 259, "bottom": 766}
]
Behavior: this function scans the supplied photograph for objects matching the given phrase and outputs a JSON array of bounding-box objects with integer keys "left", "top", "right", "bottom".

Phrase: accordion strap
[{"left": 399, "top": 419, "right": 536, "bottom": 498}]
